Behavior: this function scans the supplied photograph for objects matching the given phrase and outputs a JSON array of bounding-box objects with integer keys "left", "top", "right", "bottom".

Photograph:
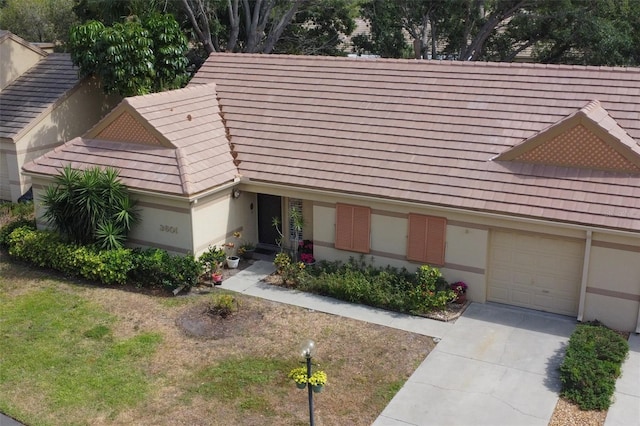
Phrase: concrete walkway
[
  {"left": 222, "top": 260, "right": 639, "bottom": 426},
  {"left": 373, "top": 303, "right": 576, "bottom": 426},
  {"left": 604, "top": 333, "right": 640, "bottom": 426}
]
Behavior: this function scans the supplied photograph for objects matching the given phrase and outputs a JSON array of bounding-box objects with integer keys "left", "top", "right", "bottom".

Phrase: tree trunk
[
  {"left": 261, "top": 0, "right": 307, "bottom": 54},
  {"left": 181, "top": 0, "right": 216, "bottom": 54},
  {"left": 460, "top": 0, "right": 529, "bottom": 61},
  {"left": 227, "top": 0, "right": 240, "bottom": 51}
]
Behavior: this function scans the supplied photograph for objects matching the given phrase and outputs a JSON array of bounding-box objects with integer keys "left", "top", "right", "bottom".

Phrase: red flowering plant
[
  {"left": 450, "top": 281, "right": 468, "bottom": 294},
  {"left": 298, "top": 239, "right": 315, "bottom": 264}
]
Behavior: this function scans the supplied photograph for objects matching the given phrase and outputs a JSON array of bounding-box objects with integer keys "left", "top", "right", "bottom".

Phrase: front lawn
[{"left": 0, "top": 253, "right": 434, "bottom": 425}]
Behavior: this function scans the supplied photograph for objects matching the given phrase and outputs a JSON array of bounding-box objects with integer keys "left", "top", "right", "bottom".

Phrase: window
[
  {"left": 289, "top": 198, "right": 303, "bottom": 242},
  {"left": 335, "top": 203, "right": 370, "bottom": 253},
  {"left": 407, "top": 214, "right": 446, "bottom": 265}
]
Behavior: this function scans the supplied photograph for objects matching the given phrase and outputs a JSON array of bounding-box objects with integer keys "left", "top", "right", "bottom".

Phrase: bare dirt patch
[{"left": 176, "top": 299, "right": 264, "bottom": 339}]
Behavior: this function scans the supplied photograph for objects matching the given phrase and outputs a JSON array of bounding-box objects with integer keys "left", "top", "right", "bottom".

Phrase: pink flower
[
  {"left": 450, "top": 281, "right": 468, "bottom": 293},
  {"left": 300, "top": 253, "right": 315, "bottom": 264}
]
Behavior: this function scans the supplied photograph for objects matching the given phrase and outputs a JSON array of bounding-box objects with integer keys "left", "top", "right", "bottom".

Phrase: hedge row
[
  {"left": 278, "top": 255, "right": 456, "bottom": 314},
  {"left": 4, "top": 226, "right": 201, "bottom": 290},
  {"left": 559, "top": 322, "right": 629, "bottom": 410}
]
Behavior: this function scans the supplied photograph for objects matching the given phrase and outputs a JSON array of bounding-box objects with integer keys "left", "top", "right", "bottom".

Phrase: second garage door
[{"left": 487, "top": 230, "right": 584, "bottom": 316}]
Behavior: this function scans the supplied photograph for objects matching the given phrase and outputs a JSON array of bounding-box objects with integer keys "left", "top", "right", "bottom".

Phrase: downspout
[
  {"left": 577, "top": 230, "right": 592, "bottom": 322},
  {"left": 636, "top": 295, "right": 640, "bottom": 334}
]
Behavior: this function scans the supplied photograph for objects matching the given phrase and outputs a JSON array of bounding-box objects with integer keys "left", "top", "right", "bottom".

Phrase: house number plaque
[{"left": 159, "top": 225, "right": 178, "bottom": 234}]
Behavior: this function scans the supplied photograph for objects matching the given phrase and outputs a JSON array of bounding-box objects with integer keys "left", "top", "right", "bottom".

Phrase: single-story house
[
  {"left": 23, "top": 53, "right": 640, "bottom": 332},
  {"left": 0, "top": 30, "right": 119, "bottom": 202}
]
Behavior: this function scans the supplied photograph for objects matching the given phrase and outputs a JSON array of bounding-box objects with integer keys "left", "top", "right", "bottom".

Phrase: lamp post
[{"left": 299, "top": 339, "right": 317, "bottom": 426}]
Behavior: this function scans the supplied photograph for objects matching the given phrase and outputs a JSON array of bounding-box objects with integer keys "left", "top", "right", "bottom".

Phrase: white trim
[{"left": 577, "top": 230, "right": 592, "bottom": 322}]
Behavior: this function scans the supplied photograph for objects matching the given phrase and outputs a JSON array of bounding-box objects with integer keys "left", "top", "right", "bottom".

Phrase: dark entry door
[{"left": 257, "top": 194, "right": 282, "bottom": 246}]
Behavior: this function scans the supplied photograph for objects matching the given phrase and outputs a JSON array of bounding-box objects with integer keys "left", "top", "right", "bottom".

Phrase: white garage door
[{"left": 488, "top": 230, "right": 584, "bottom": 316}]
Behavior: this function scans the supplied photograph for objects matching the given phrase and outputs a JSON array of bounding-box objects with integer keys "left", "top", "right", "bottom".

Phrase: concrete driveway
[{"left": 374, "top": 303, "right": 577, "bottom": 426}]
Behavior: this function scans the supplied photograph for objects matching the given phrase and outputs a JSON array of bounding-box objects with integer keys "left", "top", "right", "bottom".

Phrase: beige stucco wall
[
  {"left": 311, "top": 196, "right": 491, "bottom": 303},
  {"left": 583, "top": 233, "right": 640, "bottom": 332},
  {"left": 191, "top": 188, "right": 258, "bottom": 257},
  {"left": 0, "top": 36, "right": 44, "bottom": 91},
  {"left": 4, "top": 79, "right": 119, "bottom": 202},
  {"left": 27, "top": 174, "right": 640, "bottom": 331},
  {"left": 126, "top": 194, "right": 194, "bottom": 254},
  {"left": 300, "top": 188, "right": 640, "bottom": 331}
]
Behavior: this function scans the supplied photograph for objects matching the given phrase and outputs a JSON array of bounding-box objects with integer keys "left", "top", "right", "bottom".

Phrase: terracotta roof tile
[
  {"left": 24, "top": 84, "right": 237, "bottom": 196},
  {"left": 189, "top": 54, "right": 640, "bottom": 232}
]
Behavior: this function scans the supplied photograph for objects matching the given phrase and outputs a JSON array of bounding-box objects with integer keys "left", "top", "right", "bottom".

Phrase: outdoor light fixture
[
  {"left": 299, "top": 339, "right": 317, "bottom": 426},
  {"left": 232, "top": 189, "right": 241, "bottom": 199}
]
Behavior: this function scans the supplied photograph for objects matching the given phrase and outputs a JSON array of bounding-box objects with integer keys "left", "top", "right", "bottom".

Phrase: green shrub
[
  {"left": 129, "top": 248, "right": 202, "bottom": 290},
  {"left": 407, "top": 265, "right": 456, "bottom": 311},
  {"left": 272, "top": 252, "right": 307, "bottom": 286},
  {"left": 0, "top": 217, "right": 36, "bottom": 248},
  {"left": 198, "top": 245, "right": 226, "bottom": 275},
  {"left": 559, "top": 322, "right": 629, "bottom": 410},
  {"left": 208, "top": 294, "right": 240, "bottom": 318},
  {"left": 291, "top": 257, "right": 450, "bottom": 314},
  {"left": 6, "top": 227, "right": 201, "bottom": 290},
  {"left": 7, "top": 227, "right": 133, "bottom": 285}
]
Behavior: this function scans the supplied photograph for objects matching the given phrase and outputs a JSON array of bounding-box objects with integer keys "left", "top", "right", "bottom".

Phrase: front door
[{"left": 257, "top": 194, "right": 282, "bottom": 246}]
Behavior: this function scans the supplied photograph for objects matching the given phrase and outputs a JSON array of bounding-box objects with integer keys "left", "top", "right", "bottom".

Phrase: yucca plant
[{"left": 42, "top": 165, "right": 139, "bottom": 250}]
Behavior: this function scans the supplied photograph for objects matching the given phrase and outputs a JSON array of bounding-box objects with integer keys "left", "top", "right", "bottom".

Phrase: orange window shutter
[
  {"left": 425, "top": 216, "right": 446, "bottom": 265},
  {"left": 407, "top": 214, "right": 427, "bottom": 262},
  {"left": 335, "top": 204, "right": 354, "bottom": 250},
  {"left": 352, "top": 205, "right": 371, "bottom": 253}
]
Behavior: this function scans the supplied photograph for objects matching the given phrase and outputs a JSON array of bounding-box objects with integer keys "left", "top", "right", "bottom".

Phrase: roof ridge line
[{"left": 175, "top": 147, "right": 193, "bottom": 195}]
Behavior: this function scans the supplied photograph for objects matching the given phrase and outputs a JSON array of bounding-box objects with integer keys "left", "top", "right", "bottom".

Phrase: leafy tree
[
  {"left": 41, "top": 165, "right": 139, "bottom": 250},
  {"left": 352, "top": 0, "right": 409, "bottom": 57},
  {"left": 180, "top": 0, "right": 356, "bottom": 55},
  {"left": 355, "top": 0, "right": 640, "bottom": 66},
  {"left": 274, "top": 0, "right": 357, "bottom": 55},
  {"left": 69, "top": 13, "right": 189, "bottom": 96},
  {"left": 0, "top": 0, "right": 78, "bottom": 44},
  {"left": 72, "top": 0, "right": 173, "bottom": 26},
  {"left": 529, "top": 0, "right": 640, "bottom": 66}
]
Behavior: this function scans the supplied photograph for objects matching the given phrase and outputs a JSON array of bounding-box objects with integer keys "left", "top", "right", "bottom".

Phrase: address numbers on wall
[{"left": 159, "top": 225, "right": 178, "bottom": 234}]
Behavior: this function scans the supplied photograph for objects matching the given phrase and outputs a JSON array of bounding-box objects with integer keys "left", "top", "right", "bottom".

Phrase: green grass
[
  {"left": 186, "top": 357, "right": 292, "bottom": 414},
  {"left": 0, "top": 287, "right": 162, "bottom": 423}
]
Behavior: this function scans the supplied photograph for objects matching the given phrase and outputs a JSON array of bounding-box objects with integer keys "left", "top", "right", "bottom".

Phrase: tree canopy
[
  {"left": 353, "top": 0, "right": 640, "bottom": 66},
  {"left": 180, "top": 0, "right": 358, "bottom": 55},
  {"left": 0, "top": 0, "right": 78, "bottom": 44},
  {"left": 68, "top": 13, "right": 189, "bottom": 96}
]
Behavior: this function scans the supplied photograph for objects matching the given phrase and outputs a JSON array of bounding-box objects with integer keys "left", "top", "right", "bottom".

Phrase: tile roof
[
  {"left": 23, "top": 83, "right": 238, "bottom": 196},
  {"left": 497, "top": 100, "right": 640, "bottom": 172},
  {"left": 0, "top": 53, "right": 79, "bottom": 140},
  {"left": 190, "top": 53, "right": 640, "bottom": 232},
  {"left": 0, "top": 30, "right": 47, "bottom": 57}
]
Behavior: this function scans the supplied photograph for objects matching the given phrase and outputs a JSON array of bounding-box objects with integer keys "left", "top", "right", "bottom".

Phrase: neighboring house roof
[
  {"left": 0, "top": 30, "right": 47, "bottom": 57},
  {"left": 189, "top": 53, "right": 640, "bottom": 233},
  {"left": 23, "top": 83, "right": 238, "bottom": 196},
  {"left": 0, "top": 53, "right": 79, "bottom": 140}
]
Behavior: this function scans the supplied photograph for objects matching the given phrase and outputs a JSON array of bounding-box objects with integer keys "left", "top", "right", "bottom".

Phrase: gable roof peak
[{"left": 495, "top": 99, "right": 640, "bottom": 174}]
